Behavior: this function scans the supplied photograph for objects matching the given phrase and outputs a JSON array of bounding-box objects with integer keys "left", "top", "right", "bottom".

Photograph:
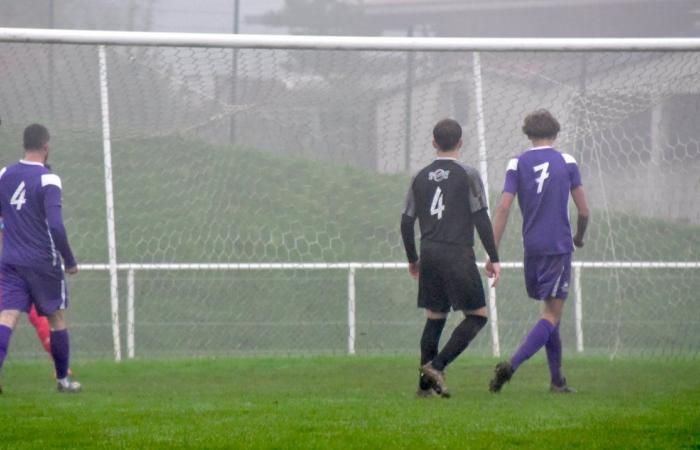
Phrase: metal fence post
[
  {"left": 127, "top": 268, "right": 135, "bottom": 359},
  {"left": 488, "top": 285, "right": 501, "bottom": 357},
  {"left": 347, "top": 266, "right": 356, "bottom": 355},
  {"left": 574, "top": 265, "right": 584, "bottom": 353}
]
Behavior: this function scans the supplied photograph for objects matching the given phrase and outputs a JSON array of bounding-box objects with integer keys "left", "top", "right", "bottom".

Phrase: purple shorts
[
  {"left": 524, "top": 253, "right": 572, "bottom": 300},
  {"left": 0, "top": 263, "right": 68, "bottom": 316}
]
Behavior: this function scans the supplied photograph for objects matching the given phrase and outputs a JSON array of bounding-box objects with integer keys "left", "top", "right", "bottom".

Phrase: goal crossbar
[{"left": 2, "top": 28, "right": 700, "bottom": 51}]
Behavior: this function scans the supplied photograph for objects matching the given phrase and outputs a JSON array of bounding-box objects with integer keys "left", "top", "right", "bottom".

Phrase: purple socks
[
  {"left": 510, "top": 319, "right": 555, "bottom": 372},
  {"left": 50, "top": 329, "right": 70, "bottom": 379},
  {"left": 0, "top": 324, "right": 12, "bottom": 371},
  {"left": 0, "top": 326, "right": 72, "bottom": 380},
  {"left": 545, "top": 324, "right": 564, "bottom": 386}
]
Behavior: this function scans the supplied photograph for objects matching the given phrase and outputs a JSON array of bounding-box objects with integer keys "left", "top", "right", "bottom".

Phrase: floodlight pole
[
  {"left": 404, "top": 25, "right": 415, "bottom": 172},
  {"left": 229, "top": 0, "right": 240, "bottom": 145},
  {"left": 48, "top": 0, "right": 55, "bottom": 120}
]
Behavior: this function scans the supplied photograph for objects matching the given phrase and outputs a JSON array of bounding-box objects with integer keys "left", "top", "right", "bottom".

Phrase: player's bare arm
[
  {"left": 485, "top": 192, "right": 514, "bottom": 283},
  {"left": 571, "top": 186, "right": 590, "bottom": 248},
  {"left": 474, "top": 209, "right": 501, "bottom": 287},
  {"left": 408, "top": 261, "right": 420, "bottom": 279},
  {"left": 492, "top": 192, "right": 515, "bottom": 249}
]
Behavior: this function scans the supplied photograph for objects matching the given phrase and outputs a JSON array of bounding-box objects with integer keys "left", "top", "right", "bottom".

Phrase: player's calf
[
  {"left": 418, "top": 315, "right": 447, "bottom": 394},
  {"left": 0, "top": 313, "right": 20, "bottom": 395},
  {"left": 431, "top": 314, "right": 488, "bottom": 371},
  {"left": 28, "top": 306, "right": 52, "bottom": 354},
  {"left": 0, "top": 310, "right": 20, "bottom": 385}
]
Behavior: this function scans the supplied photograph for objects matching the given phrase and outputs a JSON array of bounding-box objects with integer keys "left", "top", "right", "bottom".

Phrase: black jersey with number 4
[{"left": 403, "top": 157, "right": 488, "bottom": 247}]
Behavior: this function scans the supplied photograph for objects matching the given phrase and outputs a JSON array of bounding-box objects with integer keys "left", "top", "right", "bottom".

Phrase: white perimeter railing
[{"left": 78, "top": 261, "right": 700, "bottom": 361}]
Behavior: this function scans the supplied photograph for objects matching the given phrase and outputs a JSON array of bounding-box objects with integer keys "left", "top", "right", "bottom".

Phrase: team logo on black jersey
[{"left": 428, "top": 169, "right": 450, "bottom": 182}]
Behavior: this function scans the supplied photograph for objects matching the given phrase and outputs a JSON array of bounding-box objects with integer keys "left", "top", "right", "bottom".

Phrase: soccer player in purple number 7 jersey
[
  {"left": 487, "top": 110, "right": 590, "bottom": 394},
  {"left": 0, "top": 124, "right": 81, "bottom": 393}
]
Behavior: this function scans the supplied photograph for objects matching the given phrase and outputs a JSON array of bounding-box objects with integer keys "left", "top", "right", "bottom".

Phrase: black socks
[
  {"left": 419, "top": 318, "right": 447, "bottom": 389},
  {"left": 432, "top": 315, "right": 488, "bottom": 371}
]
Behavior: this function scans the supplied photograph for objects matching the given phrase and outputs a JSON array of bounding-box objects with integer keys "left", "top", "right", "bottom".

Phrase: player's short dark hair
[
  {"left": 522, "top": 109, "right": 560, "bottom": 140},
  {"left": 23, "top": 123, "right": 50, "bottom": 150},
  {"left": 433, "top": 118, "right": 462, "bottom": 151}
]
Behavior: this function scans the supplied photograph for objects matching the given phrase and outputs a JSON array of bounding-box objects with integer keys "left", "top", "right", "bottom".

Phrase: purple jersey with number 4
[
  {"left": 503, "top": 146, "right": 582, "bottom": 256},
  {"left": 0, "top": 160, "right": 76, "bottom": 270},
  {"left": 0, "top": 160, "right": 76, "bottom": 315}
]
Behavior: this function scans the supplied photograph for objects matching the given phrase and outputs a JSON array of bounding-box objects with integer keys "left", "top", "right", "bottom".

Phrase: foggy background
[
  {"left": 2, "top": 1, "right": 699, "bottom": 223},
  {"left": 1, "top": 0, "right": 699, "bottom": 38},
  {"left": 1, "top": 1, "right": 699, "bottom": 358}
]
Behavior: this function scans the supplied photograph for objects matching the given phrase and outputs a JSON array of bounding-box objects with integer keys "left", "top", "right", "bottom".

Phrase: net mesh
[{"left": 0, "top": 42, "right": 698, "bottom": 360}]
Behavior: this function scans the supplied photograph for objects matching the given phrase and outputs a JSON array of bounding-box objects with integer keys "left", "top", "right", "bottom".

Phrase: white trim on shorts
[
  {"left": 551, "top": 265, "right": 566, "bottom": 298},
  {"left": 60, "top": 279, "right": 67, "bottom": 310}
]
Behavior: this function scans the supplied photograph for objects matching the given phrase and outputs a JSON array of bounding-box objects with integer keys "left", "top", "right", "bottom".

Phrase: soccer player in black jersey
[{"left": 401, "top": 118, "right": 501, "bottom": 397}]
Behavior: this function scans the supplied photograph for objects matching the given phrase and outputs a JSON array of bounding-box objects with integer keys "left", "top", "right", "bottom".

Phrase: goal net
[{"left": 0, "top": 31, "right": 698, "bottom": 360}]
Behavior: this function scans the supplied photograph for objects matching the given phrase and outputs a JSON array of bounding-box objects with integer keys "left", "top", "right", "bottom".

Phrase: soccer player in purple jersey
[
  {"left": 487, "top": 110, "right": 589, "bottom": 394},
  {"left": 0, "top": 124, "right": 81, "bottom": 393}
]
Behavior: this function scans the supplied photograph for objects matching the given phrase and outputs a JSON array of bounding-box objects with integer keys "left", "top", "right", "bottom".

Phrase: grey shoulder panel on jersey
[{"left": 454, "top": 162, "right": 488, "bottom": 212}]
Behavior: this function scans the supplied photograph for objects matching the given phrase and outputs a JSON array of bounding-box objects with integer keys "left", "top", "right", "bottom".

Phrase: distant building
[{"left": 249, "top": 0, "right": 700, "bottom": 38}]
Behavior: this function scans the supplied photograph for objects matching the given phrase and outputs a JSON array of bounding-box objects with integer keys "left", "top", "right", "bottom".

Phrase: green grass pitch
[{"left": 1, "top": 356, "right": 699, "bottom": 449}]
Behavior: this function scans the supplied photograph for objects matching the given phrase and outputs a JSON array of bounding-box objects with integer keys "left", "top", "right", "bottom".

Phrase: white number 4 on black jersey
[{"left": 430, "top": 186, "right": 445, "bottom": 219}]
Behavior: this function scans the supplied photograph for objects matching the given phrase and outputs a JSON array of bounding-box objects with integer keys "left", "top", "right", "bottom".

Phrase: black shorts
[{"left": 417, "top": 241, "right": 486, "bottom": 313}]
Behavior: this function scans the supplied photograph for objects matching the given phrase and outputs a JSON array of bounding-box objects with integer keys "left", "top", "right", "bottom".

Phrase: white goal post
[{"left": 1, "top": 28, "right": 698, "bottom": 361}]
